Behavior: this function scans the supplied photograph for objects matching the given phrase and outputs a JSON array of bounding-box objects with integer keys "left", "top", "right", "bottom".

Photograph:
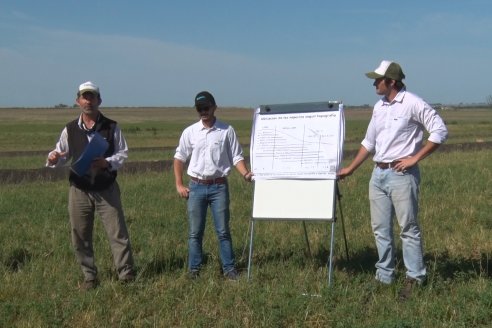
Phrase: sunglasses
[{"left": 196, "top": 106, "right": 212, "bottom": 112}]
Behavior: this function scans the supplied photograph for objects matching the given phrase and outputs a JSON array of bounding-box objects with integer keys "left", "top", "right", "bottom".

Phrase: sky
[{"left": 1, "top": 0, "right": 491, "bottom": 108}]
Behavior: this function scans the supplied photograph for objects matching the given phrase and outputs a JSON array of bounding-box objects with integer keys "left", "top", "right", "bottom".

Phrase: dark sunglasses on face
[{"left": 196, "top": 106, "right": 211, "bottom": 112}]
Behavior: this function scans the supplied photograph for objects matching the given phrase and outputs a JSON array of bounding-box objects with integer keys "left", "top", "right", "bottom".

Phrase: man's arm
[
  {"left": 337, "top": 146, "right": 371, "bottom": 179},
  {"left": 392, "top": 141, "right": 441, "bottom": 172},
  {"left": 174, "top": 158, "right": 190, "bottom": 198},
  {"left": 46, "top": 127, "right": 69, "bottom": 168},
  {"left": 105, "top": 125, "right": 128, "bottom": 171},
  {"left": 235, "top": 159, "right": 253, "bottom": 182}
]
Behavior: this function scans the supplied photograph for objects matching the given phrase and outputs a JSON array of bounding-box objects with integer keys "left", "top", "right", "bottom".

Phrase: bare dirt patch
[{"left": 1, "top": 142, "right": 490, "bottom": 184}]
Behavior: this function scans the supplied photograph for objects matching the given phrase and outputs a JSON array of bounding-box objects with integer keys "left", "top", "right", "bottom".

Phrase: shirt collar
[
  {"left": 199, "top": 118, "right": 219, "bottom": 131},
  {"left": 78, "top": 114, "right": 100, "bottom": 131},
  {"left": 382, "top": 87, "right": 406, "bottom": 105}
]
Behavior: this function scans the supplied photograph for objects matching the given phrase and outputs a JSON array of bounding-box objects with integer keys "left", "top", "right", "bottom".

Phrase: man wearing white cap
[
  {"left": 46, "top": 81, "right": 135, "bottom": 290},
  {"left": 338, "top": 61, "right": 448, "bottom": 301}
]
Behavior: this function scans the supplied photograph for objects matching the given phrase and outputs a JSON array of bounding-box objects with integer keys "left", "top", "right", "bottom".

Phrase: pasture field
[
  {"left": 0, "top": 106, "right": 491, "bottom": 169},
  {"left": 0, "top": 107, "right": 491, "bottom": 327}
]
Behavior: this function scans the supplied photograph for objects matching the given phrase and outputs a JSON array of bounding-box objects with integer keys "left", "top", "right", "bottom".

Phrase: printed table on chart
[{"left": 251, "top": 111, "right": 343, "bottom": 179}]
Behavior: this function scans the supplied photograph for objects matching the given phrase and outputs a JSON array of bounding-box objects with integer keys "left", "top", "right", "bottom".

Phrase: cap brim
[
  {"left": 365, "top": 72, "right": 384, "bottom": 79},
  {"left": 195, "top": 101, "right": 213, "bottom": 107},
  {"left": 79, "top": 89, "right": 99, "bottom": 95}
]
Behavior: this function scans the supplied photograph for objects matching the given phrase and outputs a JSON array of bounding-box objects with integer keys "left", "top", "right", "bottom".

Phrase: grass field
[
  {"left": 0, "top": 106, "right": 490, "bottom": 169},
  {"left": 0, "top": 107, "right": 491, "bottom": 327}
]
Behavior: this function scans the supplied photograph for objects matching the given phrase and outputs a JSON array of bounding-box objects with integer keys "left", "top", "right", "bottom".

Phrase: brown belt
[
  {"left": 190, "top": 176, "right": 227, "bottom": 185},
  {"left": 375, "top": 162, "right": 398, "bottom": 169}
]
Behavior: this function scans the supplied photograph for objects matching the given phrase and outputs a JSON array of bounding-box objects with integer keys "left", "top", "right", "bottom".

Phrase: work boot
[
  {"left": 398, "top": 277, "right": 419, "bottom": 302},
  {"left": 224, "top": 269, "right": 240, "bottom": 281},
  {"left": 120, "top": 272, "right": 136, "bottom": 284},
  {"left": 80, "top": 279, "right": 99, "bottom": 291},
  {"left": 188, "top": 270, "right": 200, "bottom": 280}
]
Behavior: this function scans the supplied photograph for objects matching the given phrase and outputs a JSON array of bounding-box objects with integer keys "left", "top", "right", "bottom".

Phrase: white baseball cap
[{"left": 78, "top": 81, "right": 100, "bottom": 95}]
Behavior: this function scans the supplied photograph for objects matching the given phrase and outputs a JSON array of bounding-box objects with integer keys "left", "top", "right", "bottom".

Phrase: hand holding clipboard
[{"left": 71, "top": 132, "right": 109, "bottom": 177}]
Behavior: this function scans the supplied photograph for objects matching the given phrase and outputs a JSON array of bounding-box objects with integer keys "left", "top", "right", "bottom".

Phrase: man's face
[
  {"left": 76, "top": 92, "right": 101, "bottom": 115},
  {"left": 196, "top": 104, "right": 216, "bottom": 122},
  {"left": 373, "top": 77, "right": 392, "bottom": 97}
]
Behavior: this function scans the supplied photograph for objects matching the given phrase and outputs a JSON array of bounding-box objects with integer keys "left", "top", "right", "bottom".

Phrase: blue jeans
[
  {"left": 369, "top": 165, "right": 426, "bottom": 284},
  {"left": 187, "top": 180, "right": 235, "bottom": 273}
]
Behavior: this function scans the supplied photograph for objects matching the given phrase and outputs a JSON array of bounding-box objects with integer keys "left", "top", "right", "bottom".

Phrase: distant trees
[{"left": 52, "top": 103, "right": 78, "bottom": 109}]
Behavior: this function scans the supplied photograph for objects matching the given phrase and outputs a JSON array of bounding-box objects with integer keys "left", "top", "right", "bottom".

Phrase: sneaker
[
  {"left": 224, "top": 269, "right": 239, "bottom": 281},
  {"left": 80, "top": 279, "right": 98, "bottom": 291},
  {"left": 398, "top": 278, "right": 419, "bottom": 302},
  {"left": 188, "top": 270, "right": 200, "bottom": 280}
]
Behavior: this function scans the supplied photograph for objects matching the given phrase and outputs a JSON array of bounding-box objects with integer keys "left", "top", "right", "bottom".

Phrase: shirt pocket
[
  {"left": 209, "top": 136, "right": 225, "bottom": 163},
  {"left": 390, "top": 114, "right": 412, "bottom": 140}
]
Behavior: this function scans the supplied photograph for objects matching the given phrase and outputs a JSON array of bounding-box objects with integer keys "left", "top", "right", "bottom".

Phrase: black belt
[
  {"left": 375, "top": 162, "right": 398, "bottom": 169},
  {"left": 190, "top": 177, "right": 227, "bottom": 185}
]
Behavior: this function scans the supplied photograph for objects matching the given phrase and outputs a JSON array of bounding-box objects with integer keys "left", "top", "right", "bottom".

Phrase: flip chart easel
[{"left": 247, "top": 101, "right": 345, "bottom": 286}]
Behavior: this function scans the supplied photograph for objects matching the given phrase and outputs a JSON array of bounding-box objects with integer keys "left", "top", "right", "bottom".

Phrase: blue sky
[{"left": 1, "top": 0, "right": 491, "bottom": 107}]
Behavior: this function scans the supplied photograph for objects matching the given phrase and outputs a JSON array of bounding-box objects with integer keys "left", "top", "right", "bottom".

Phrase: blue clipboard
[{"left": 71, "top": 132, "right": 109, "bottom": 177}]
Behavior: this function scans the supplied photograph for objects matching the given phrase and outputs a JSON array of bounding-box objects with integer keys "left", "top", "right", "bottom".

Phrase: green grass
[
  {"left": 0, "top": 106, "right": 489, "bottom": 153},
  {"left": 1, "top": 150, "right": 491, "bottom": 327},
  {"left": 0, "top": 107, "right": 491, "bottom": 327},
  {"left": 0, "top": 106, "right": 490, "bottom": 156},
  {"left": 0, "top": 107, "right": 254, "bottom": 152}
]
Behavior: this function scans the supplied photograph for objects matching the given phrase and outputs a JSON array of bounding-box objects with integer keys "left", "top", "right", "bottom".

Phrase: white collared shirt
[
  {"left": 174, "top": 119, "right": 244, "bottom": 179},
  {"left": 361, "top": 89, "right": 448, "bottom": 163},
  {"left": 46, "top": 115, "right": 128, "bottom": 170}
]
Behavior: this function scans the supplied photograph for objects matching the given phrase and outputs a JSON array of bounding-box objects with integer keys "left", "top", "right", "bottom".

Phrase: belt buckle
[
  {"left": 377, "top": 162, "right": 391, "bottom": 169},
  {"left": 192, "top": 176, "right": 225, "bottom": 184},
  {"left": 199, "top": 177, "right": 215, "bottom": 184}
]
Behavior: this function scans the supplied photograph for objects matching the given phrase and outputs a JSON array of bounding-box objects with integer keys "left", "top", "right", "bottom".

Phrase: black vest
[{"left": 67, "top": 114, "right": 118, "bottom": 191}]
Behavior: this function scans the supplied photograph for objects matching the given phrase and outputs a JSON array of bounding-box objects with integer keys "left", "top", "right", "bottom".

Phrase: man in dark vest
[{"left": 47, "top": 81, "right": 135, "bottom": 290}]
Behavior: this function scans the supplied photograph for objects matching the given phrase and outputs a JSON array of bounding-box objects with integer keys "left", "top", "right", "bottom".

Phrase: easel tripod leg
[
  {"left": 302, "top": 221, "right": 312, "bottom": 258},
  {"left": 328, "top": 220, "right": 335, "bottom": 286},
  {"left": 336, "top": 181, "right": 350, "bottom": 262},
  {"left": 247, "top": 220, "right": 255, "bottom": 280}
]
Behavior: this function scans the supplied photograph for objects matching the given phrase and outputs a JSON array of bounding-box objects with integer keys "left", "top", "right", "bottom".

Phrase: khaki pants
[{"left": 68, "top": 182, "right": 134, "bottom": 281}]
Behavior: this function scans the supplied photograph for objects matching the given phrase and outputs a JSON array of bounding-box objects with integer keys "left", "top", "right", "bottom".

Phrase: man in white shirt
[
  {"left": 174, "top": 91, "right": 253, "bottom": 280},
  {"left": 338, "top": 61, "right": 448, "bottom": 301}
]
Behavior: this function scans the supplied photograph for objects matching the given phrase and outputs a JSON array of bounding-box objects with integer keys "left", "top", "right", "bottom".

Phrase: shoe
[
  {"left": 80, "top": 279, "right": 98, "bottom": 291},
  {"left": 120, "top": 273, "right": 135, "bottom": 284},
  {"left": 188, "top": 270, "right": 200, "bottom": 280},
  {"left": 224, "top": 269, "right": 239, "bottom": 281},
  {"left": 398, "top": 277, "right": 419, "bottom": 302}
]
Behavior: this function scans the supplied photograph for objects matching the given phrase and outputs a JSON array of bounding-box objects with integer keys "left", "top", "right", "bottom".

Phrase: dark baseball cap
[{"left": 195, "top": 91, "right": 216, "bottom": 108}]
